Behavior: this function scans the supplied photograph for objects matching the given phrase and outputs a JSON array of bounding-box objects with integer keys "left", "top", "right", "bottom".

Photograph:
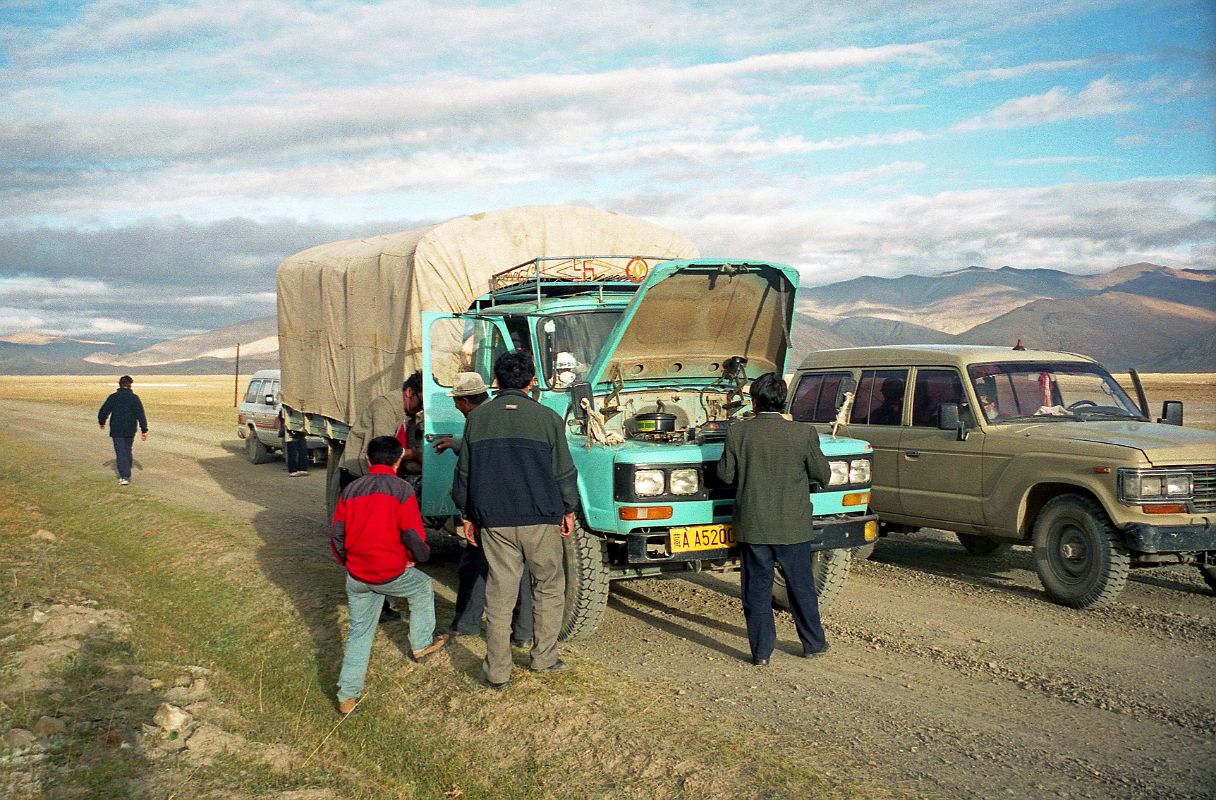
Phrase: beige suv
[{"left": 789, "top": 344, "right": 1216, "bottom": 608}]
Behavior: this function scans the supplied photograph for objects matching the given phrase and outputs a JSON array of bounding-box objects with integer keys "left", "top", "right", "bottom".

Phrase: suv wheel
[
  {"left": 245, "top": 428, "right": 272, "bottom": 464},
  {"left": 559, "top": 521, "right": 609, "bottom": 641},
  {"left": 1200, "top": 564, "right": 1216, "bottom": 595},
  {"left": 773, "top": 547, "right": 852, "bottom": 611},
  {"left": 1032, "top": 495, "right": 1129, "bottom": 608},
  {"left": 956, "top": 532, "right": 1012, "bottom": 557}
]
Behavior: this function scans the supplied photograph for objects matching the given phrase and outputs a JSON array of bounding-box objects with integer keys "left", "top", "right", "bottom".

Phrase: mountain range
[{"left": 3, "top": 262, "right": 1212, "bottom": 375}]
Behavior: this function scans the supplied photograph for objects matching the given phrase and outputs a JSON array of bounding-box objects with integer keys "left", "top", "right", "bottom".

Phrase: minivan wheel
[
  {"left": 1032, "top": 495, "right": 1129, "bottom": 608},
  {"left": 245, "top": 429, "right": 272, "bottom": 465},
  {"left": 773, "top": 547, "right": 852, "bottom": 612},
  {"left": 559, "top": 522, "right": 610, "bottom": 642},
  {"left": 1200, "top": 564, "right": 1216, "bottom": 595},
  {"left": 956, "top": 532, "right": 1012, "bottom": 557}
]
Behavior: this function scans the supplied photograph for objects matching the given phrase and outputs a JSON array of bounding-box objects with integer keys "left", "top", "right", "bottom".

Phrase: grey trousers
[{"left": 480, "top": 523, "right": 565, "bottom": 684}]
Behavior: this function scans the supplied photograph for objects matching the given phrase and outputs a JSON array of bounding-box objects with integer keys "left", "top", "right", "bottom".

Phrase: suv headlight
[
  {"left": 669, "top": 468, "right": 700, "bottom": 495},
  {"left": 633, "top": 469, "right": 666, "bottom": 497},
  {"left": 1119, "top": 469, "right": 1193, "bottom": 502},
  {"left": 828, "top": 461, "right": 850, "bottom": 486},
  {"left": 849, "top": 458, "right": 871, "bottom": 485}
]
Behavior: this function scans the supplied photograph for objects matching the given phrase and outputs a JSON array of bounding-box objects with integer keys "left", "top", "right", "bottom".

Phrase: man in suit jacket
[{"left": 717, "top": 372, "right": 833, "bottom": 665}]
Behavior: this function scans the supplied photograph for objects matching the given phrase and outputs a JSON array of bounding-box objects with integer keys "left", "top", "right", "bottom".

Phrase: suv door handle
[{"left": 904, "top": 449, "right": 921, "bottom": 458}]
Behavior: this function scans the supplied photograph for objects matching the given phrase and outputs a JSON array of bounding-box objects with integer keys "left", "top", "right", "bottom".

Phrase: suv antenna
[{"left": 1012, "top": 339, "right": 1025, "bottom": 350}]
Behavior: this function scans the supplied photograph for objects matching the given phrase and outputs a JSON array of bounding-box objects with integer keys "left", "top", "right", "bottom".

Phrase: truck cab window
[{"left": 539, "top": 311, "right": 623, "bottom": 389}]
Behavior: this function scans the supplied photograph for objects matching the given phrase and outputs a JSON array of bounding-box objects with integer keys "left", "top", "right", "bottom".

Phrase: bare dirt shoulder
[{"left": 3, "top": 394, "right": 1214, "bottom": 798}]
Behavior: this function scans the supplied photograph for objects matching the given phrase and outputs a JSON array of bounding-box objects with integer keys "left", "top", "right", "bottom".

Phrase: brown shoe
[
  {"left": 411, "top": 633, "right": 449, "bottom": 663},
  {"left": 338, "top": 697, "right": 358, "bottom": 715}
]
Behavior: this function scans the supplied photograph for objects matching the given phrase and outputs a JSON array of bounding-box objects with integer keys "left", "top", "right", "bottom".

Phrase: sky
[{"left": 0, "top": 0, "right": 1213, "bottom": 346}]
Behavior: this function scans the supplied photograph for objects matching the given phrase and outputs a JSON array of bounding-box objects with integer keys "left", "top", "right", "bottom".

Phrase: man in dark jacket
[
  {"left": 717, "top": 372, "right": 833, "bottom": 666},
  {"left": 97, "top": 375, "right": 148, "bottom": 486},
  {"left": 330, "top": 436, "right": 448, "bottom": 715},
  {"left": 452, "top": 352, "right": 578, "bottom": 688}
]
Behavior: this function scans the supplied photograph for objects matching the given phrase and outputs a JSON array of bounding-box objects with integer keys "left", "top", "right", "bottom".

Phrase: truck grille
[{"left": 1191, "top": 465, "right": 1216, "bottom": 513}]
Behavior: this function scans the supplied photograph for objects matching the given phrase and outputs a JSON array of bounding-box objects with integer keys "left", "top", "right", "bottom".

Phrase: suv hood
[
  {"left": 585, "top": 260, "right": 798, "bottom": 388},
  {"left": 1000, "top": 419, "right": 1216, "bottom": 464}
]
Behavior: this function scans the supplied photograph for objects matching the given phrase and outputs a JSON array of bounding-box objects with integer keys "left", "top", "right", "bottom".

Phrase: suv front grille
[{"left": 1190, "top": 465, "right": 1216, "bottom": 513}]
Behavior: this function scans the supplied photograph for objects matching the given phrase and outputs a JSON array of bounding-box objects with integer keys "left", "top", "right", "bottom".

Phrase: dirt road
[{"left": 8, "top": 396, "right": 1215, "bottom": 798}]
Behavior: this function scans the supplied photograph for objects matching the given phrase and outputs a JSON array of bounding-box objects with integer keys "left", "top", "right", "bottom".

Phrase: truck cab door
[{"left": 420, "top": 312, "right": 511, "bottom": 517}]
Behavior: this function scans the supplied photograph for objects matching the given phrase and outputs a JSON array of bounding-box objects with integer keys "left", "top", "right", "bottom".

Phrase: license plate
[{"left": 669, "top": 524, "right": 736, "bottom": 553}]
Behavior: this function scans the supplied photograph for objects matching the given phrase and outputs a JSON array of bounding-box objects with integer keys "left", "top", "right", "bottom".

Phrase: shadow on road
[{"left": 609, "top": 583, "right": 750, "bottom": 661}]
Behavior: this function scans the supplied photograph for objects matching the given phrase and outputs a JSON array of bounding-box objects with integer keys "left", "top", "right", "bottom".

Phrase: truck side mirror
[
  {"left": 835, "top": 374, "right": 857, "bottom": 406},
  {"left": 1158, "top": 400, "right": 1183, "bottom": 426},
  {"left": 570, "top": 381, "right": 592, "bottom": 422},
  {"left": 938, "top": 402, "right": 969, "bottom": 441}
]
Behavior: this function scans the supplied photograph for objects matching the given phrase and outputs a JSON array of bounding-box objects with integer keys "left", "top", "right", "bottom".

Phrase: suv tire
[
  {"left": 245, "top": 428, "right": 272, "bottom": 464},
  {"left": 1200, "top": 564, "right": 1216, "bottom": 595},
  {"left": 773, "top": 547, "right": 852, "bottom": 611},
  {"left": 559, "top": 521, "right": 609, "bottom": 641},
  {"left": 956, "top": 532, "right": 1012, "bottom": 557},
  {"left": 1032, "top": 494, "right": 1129, "bottom": 608}
]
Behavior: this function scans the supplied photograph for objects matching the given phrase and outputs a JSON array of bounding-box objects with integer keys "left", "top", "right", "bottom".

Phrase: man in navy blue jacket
[{"left": 98, "top": 375, "right": 148, "bottom": 486}]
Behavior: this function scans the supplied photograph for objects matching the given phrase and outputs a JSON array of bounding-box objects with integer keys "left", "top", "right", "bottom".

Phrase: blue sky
[{"left": 0, "top": 0, "right": 1212, "bottom": 343}]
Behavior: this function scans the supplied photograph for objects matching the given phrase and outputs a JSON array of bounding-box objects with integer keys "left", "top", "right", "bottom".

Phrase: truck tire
[
  {"left": 325, "top": 440, "right": 345, "bottom": 521},
  {"left": 245, "top": 428, "right": 272, "bottom": 464},
  {"left": 956, "top": 532, "right": 1012, "bottom": 557},
  {"left": 773, "top": 547, "right": 852, "bottom": 612},
  {"left": 559, "top": 522, "right": 609, "bottom": 642},
  {"left": 853, "top": 542, "right": 877, "bottom": 560},
  {"left": 1032, "top": 494, "right": 1129, "bottom": 608},
  {"left": 1200, "top": 564, "right": 1216, "bottom": 595}
]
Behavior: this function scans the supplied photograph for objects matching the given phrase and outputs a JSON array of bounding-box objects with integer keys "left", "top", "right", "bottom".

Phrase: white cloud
[
  {"left": 0, "top": 275, "right": 109, "bottom": 300},
  {"left": 954, "top": 77, "right": 1133, "bottom": 131}
]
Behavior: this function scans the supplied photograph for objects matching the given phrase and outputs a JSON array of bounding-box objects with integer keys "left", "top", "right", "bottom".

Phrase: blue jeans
[
  {"left": 739, "top": 541, "right": 827, "bottom": 660},
  {"left": 337, "top": 568, "right": 435, "bottom": 702}
]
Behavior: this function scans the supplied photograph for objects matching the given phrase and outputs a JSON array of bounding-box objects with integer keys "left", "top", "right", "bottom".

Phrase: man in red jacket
[{"left": 330, "top": 436, "right": 447, "bottom": 714}]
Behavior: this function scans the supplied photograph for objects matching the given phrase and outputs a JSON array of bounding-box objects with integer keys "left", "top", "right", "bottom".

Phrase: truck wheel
[
  {"left": 853, "top": 542, "right": 877, "bottom": 560},
  {"left": 324, "top": 440, "right": 345, "bottom": 521},
  {"left": 1032, "top": 495, "right": 1129, "bottom": 608},
  {"left": 245, "top": 429, "right": 272, "bottom": 464},
  {"left": 956, "top": 533, "right": 1012, "bottom": 557},
  {"left": 773, "top": 547, "right": 852, "bottom": 612},
  {"left": 1200, "top": 564, "right": 1216, "bottom": 595},
  {"left": 559, "top": 522, "right": 609, "bottom": 642}
]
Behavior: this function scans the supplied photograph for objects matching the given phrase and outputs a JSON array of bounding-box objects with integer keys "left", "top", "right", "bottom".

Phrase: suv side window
[
  {"left": 244, "top": 379, "right": 263, "bottom": 404},
  {"left": 911, "top": 369, "right": 966, "bottom": 427},
  {"left": 790, "top": 371, "right": 852, "bottom": 422},
  {"left": 269, "top": 381, "right": 280, "bottom": 405},
  {"left": 850, "top": 369, "right": 907, "bottom": 425}
]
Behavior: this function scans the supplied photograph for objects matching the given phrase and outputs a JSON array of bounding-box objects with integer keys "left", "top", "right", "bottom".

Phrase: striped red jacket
[{"left": 330, "top": 465, "right": 429, "bottom": 584}]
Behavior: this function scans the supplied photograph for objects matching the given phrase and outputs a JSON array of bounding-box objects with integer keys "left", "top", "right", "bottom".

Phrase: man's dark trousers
[
  {"left": 112, "top": 436, "right": 135, "bottom": 481},
  {"left": 451, "top": 544, "right": 534, "bottom": 642},
  {"left": 739, "top": 541, "right": 827, "bottom": 660}
]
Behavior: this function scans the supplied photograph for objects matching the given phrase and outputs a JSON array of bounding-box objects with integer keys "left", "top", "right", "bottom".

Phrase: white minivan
[{"left": 236, "top": 369, "right": 325, "bottom": 465}]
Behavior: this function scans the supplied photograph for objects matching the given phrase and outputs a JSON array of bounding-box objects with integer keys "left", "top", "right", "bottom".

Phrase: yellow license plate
[{"left": 669, "top": 524, "right": 736, "bottom": 553}]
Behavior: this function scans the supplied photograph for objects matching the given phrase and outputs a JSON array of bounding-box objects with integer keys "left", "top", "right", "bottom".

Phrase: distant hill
[{"left": 84, "top": 316, "right": 278, "bottom": 370}]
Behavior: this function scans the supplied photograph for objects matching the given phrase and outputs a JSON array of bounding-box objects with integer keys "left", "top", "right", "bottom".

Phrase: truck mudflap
[
  {"left": 1122, "top": 522, "right": 1216, "bottom": 554},
  {"left": 624, "top": 514, "right": 879, "bottom": 565}
]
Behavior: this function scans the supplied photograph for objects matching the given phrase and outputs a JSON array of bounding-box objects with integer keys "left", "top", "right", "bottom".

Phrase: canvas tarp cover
[{"left": 276, "top": 205, "right": 698, "bottom": 426}]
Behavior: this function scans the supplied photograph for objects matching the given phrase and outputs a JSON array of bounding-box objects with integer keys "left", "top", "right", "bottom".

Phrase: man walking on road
[
  {"left": 452, "top": 352, "right": 578, "bottom": 688},
  {"left": 98, "top": 375, "right": 148, "bottom": 486},
  {"left": 716, "top": 372, "right": 833, "bottom": 666}
]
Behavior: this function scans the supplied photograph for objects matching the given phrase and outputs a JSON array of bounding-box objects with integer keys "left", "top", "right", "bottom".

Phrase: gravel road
[{"left": 8, "top": 397, "right": 1215, "bottom": 799}]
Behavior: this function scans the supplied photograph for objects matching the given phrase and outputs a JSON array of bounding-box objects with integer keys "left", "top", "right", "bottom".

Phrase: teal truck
[{"left": 276, "top": 206, "right": 877, "bottom": 639}]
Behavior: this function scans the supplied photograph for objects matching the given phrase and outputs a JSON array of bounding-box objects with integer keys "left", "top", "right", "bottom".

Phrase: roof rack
[{"left": 487, "top": 255, "right": 666, "bottom": 305}]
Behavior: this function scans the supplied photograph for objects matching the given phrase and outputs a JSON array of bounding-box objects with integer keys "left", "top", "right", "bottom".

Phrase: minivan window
[
  {"left": 850, "top": 369, "right": 908, "bottom": 425},
  {"left": 244, "top": 380, "right": 263, "bottom": 404},
  {"left": 790, "top": 371, "right": 851, "bottom": 423},
  {"left": 911, "top": 369, "right": 966, "bottom": 427}
]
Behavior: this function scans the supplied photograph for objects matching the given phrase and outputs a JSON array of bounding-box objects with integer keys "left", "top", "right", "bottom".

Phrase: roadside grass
[
  {"left": 0, "top": 375, "right": 245, "bottom": 430},
  {"left": 0, "top": 430, "right": 877, "bottom": 799}
]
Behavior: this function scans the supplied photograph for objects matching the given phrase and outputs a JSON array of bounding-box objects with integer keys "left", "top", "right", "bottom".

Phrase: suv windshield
[
  {"left": 967, "top": 361, "right": 1145, "bottom": 422},
  {"left": 540, "top": 311, "right": 624, "bottom": 389}
]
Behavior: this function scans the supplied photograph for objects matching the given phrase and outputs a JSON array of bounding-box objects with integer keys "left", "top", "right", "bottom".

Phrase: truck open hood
[
  {"left": 585, "top": 260, "right": 799, "bottom": 388},
  {"left": 1006, "top": 420, "right": 1216, "bottom": 465}
]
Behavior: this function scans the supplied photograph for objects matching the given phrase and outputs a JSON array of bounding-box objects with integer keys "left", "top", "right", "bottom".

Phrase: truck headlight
[
  {"left": 828, "top": 461, "right": 849, "bottom": 486},
  {"left": 634, "top": 469, "right": 666, "bottom": 497},
  {"left": 1119, "top": 469, "right": 1193, "bottom": 502},
  {"left": 669, "top": 468, "right": 700, "bottom": 495},
  {"left": 849, "top": 459, "right": 871, "bottom": 485}
]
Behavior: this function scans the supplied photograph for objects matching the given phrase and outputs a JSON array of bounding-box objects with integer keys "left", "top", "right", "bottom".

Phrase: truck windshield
[
  {"left": 967, "top": 361, "right": 1146, "bottom": 421},
  {"left": 540, "top": 311, "right": 624, "bottom": 389}
]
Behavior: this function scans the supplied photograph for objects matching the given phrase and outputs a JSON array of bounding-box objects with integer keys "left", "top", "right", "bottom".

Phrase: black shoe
[
  {"left": 379, "top": 607, "right": 397, "bottom": 624},
  {"left": 802, "top": 643, "right": 831, "bottom": 658},
  {"left": 481, "top": 676, "right": 510, "bottom": 690},
  {"left": 751, "top": 656, "right": 770, "bottom": 666},
  {"left": 447, "top": 626, "right": 479, "bottom": 637},
  {"left": 510, "top": 638, "right": 530, "bottom": 648},
  {"left": 530, "top": 659, "right": 570, "bottom": 673}
]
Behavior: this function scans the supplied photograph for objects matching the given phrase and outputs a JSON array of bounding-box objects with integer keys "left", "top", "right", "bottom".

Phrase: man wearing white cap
[{"left": 436, "top": 373, "right": 534, "bottom": 645}]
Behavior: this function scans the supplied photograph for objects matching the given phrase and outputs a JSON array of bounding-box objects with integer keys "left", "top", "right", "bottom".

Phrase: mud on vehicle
[{"left": 791, "top": 344, "right": 1216, "bottom": 607}]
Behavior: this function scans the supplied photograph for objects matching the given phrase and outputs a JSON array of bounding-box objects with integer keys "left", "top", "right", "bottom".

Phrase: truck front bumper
[
  {"left": 624, "top": 514, "right": 879, "bottom": 565},
  {"left": 1122, "top": 521, "right": 1216, "bottom": 553}
]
